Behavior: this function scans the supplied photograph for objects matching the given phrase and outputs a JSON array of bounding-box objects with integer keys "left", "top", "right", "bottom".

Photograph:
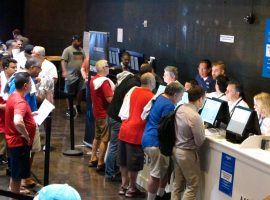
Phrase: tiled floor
[{"left": 0, "top": 99, "right": 146, "bottom": 200}]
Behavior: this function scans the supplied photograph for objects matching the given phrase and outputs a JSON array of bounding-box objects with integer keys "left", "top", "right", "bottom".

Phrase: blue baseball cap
[{"left": 35, "top": 184, "right": 81, "bottom": 200}]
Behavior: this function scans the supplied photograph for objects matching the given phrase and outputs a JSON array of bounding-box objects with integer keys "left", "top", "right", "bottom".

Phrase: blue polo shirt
[
  {"left": 8, "top": 77, "right": 37, "bottom": 112},
  {"left": 142, "top": 95, "right": 175, "bottom": 148},
  {"left": 195, "top": 74, "right": 215, "bottom": 93}
]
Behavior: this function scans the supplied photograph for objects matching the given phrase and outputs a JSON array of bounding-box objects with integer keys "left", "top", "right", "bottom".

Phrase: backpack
[{"left": 158, "top": 105, "right": 181, "bottom": 156}]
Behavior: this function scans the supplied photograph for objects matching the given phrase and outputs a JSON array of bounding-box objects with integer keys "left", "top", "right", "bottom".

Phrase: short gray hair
[
  {"left": 165, "top": 81, "right": 184, "bottom": 96},
  {"left": 25, "top": 57, "right": 40, "bottom": 69},
  {"left": 164, "top": 66, "right": 178, "bottom": 80},
  {"left": 33, "top": 46, "right": 46, "bottom": 57}
]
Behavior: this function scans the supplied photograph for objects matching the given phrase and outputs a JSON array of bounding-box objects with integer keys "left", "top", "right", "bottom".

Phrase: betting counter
[
  {"left": 200, "top": 129, "right": 270, "bottom": 200},
  {"left": 137, "top": 129, "right": 270, "bottom": 200}
]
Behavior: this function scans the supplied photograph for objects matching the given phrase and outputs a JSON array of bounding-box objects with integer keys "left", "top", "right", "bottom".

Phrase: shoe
[
  {"left": 156, "top": 192, "right": 171, "bottom": 200},
  {"left": 105, "top": 175, "right": 122, "bottom": 182},
  {"left": 88, "top": 160, "right": 98, "bottom": 168},
  {"left": 76, "top": 105, "right": 82, "bottom": 114},
  {"left": 118, "top": 186, "right": 128, "bottom": 195},
  {"left": 19, "top": 186, "right": 31, "bottom": 195},
  {"left": 65, "top": 107, "right": 77, "bottom": 118},
  {"left": 125, "top": 187, "right": 145, "bottom": 198},
  {"left": 96, "top": 163, "right": 105, "bottom": 173},
  {"left": 6, "top": 168, "right": 11, "bottom": 176},
  {"left": 22, "top": 178, "right": 36, "bottom": 188}
]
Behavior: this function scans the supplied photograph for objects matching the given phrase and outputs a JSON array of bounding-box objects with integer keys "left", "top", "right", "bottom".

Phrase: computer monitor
[
  {"left": 226, "top": 106, "right": 261, "bottom": 143},
  {"left": 108, "top": 47, "right": 122, "bottom": 66},
  {"left": 126, "top": 50, "right": 144, "bottom": 72},
  {"left": 200, "top": 97, "right": 230, "bottom": 128}
]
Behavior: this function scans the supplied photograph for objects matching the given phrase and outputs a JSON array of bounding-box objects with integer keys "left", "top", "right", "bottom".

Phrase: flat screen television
[
  {"left": 126, "top": 50, "right": 144, "bottom": 72},
  {"left": 226, "top": 106, "right": 261, "bottom": 143},
  {"left": 200, "top": 97, "right": 230, "bottom": 128}
]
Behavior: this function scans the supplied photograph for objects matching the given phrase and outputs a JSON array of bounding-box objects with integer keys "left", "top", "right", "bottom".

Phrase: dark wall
[
  {"left": 86, "top": 0, "right": 270, "bottom": 105},
  {"left": 0, "top": 0, "right": 25, "bottom": 42},
  {"left": 24, "top": 0, "right": 87, "bottom": 55}
]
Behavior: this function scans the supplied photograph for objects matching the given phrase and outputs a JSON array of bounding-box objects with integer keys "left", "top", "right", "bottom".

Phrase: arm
[
  {"left": 190, "top": 115, "right": 205, "bottom": 147},
  {"left": 105, "top": 96, "right": 113, "bottom": 103},
  {"left": 61, "top": 60, "right": 68, "bottom": 78},
  {"left": 14, "top": 114, "right": 30, "bottom": 144}
]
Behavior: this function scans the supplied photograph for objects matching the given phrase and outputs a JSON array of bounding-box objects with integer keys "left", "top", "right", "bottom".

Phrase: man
[
  {"left": 12, "top": 29, "right": 29, "bottom": 46},
  {"left": 105, "top": 63, "right": 153, "bottom": 181},
  {"left": 5, "top": 40, "right": 18, "bottom": 57},
  {"left": 0, "top": 58, "right": 17, "bottom": 165},
  {"left": 61, "top": 35, "right": 85, "bottom": 116},
  {"left": 195, "top": 59, "right": 215, "bottom": 93},
  {"left": 172, "top": 85, "right": 206, "bottom": 200},
  {"left": 212, "top": 61, "right": 226, "bottom": 80},
  {"left": 15, "top": 39, "right": 23, "bottom": 50},
  {"left": 88, "top": 60, "right": 114, "bottom": 172},
  {"left": 118, "top": 72, "right": 155, "bottom": 198},
  {"left": 109, "top": 52, "right": 131, "bottom": 83},
  {"left": 5, "top": 72, "right": 36, "bottom": 197},
  {"left": 32, "top": 46, "right": 57, "bottom": 103},
  {"left": 225, "top": 80, "right": 249, "bottom": 115},
  {"left": 8, "top": 58, "right": 42, "bottom": 189},
  {"left": 142, "top": 82, "right": 184, "bottom": 200},
  {"left": 163, "top": 66, "right": 178, "bottom": 84}
]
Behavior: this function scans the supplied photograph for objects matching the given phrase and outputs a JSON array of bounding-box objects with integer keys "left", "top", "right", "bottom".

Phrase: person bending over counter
[
  {"left": 172, "top": 85, "right": 206, "bottom": 200},
  {"left": 225, "top": 80, "right": 249, "bottom": 116},
  {"left": 206, "top": 75, "right": 229, "bottom": 101},
  {"left": 254, "top": 92, "right": 270, "bottom": 135}
]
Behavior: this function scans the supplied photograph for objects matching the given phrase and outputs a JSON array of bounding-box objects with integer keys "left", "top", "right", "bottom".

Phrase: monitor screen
[
  {"left": 226, "top": 107, "right": 252, "bottom": 136},
  {"left": 126, "top": 50, "right": 144, "bottom": 72},
  {"left": 200, "top": 98, "right": 222, "bottom": 125}
]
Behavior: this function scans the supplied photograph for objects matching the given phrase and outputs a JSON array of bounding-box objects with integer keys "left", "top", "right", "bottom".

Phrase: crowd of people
[
  {"left": 87, "top": 54, "right": 270, "bottom": 200},
  {"left": 0, "top": 29, "right": 270, "bottom": 200}
]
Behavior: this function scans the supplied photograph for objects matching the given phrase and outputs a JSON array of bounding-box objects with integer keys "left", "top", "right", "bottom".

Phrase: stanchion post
[
  {"left": 44, "top": 113, "right": 52, "bottom": 186},
  {"left": 63, "top": 93, "right": 83, "bottom": 156}
]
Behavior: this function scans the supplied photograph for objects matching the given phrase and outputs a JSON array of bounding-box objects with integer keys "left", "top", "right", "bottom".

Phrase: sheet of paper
[
  {"left": 34, "top": 99, "right": 55, "bottom": 125},
  {"left": 117, "top": 28, "right": 123, "bottom": 43}
]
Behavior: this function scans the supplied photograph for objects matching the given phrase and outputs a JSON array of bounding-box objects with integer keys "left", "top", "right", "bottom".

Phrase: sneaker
[
  {"left": 76, "top": 105, "right": 82, "bottom": 114},
  {"left": 65, "top": 107, "right": 78, "bottom": 118},
  {"left": 156, "top": 192, "right": 171, "bottom": 200},
  {"left": 118, "top": 186, "right": 128, "bottom": 195},
  {"left": 125, "top": 187, "right": 145, "bottom": 198}
]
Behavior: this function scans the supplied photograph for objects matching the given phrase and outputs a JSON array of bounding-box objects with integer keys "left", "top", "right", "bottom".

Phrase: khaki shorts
[
  {"left": 31, "top": 127, "right": 41, "bottom": 152},
  {"left": 94, "top": 118, "right": 109, "bottom": 142},
  {"left": 144, "top": 147, "right": 169, "bottom": 179}
]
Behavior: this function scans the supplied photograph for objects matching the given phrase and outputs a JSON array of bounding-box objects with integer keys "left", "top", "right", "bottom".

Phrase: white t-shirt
[
  {"left": 206, "top": 92, "right": 228, "bottom": 101},
  {"left": 39, "top": 59, "right": 58, "bottom": 79},
  {"left": 260, "top": 117, "right": 270, "bottom": 136},
  {"left": 228, "top": 98, "right": 249, "bottom": 115}
]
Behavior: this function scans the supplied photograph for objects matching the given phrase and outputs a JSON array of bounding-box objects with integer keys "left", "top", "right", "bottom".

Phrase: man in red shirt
[
  {"left": 89, "top": 60, "right": 114, "bottom": 172},
  {"left": 0, "top": 58, "right": 17, "bottom": 164},
  {"left": 118, "top": 72, "right": 155, "bottom": 198},
  {"left": 5, "top": 72, "right": 36, "bottom": 195}
]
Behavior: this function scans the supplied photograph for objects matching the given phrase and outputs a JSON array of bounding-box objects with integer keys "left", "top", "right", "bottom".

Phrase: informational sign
[
  {"left": 220, "top": 35, "right": 234, "bottom": 43},
  {"left": 89, "top": 31, "right": 109, "bottom": 62},
  {"left": 219, "top": 152, "right": 236, "bottom": 197},
  {"left": 262, "top": 19, "right": 270, "bottom": 78}
]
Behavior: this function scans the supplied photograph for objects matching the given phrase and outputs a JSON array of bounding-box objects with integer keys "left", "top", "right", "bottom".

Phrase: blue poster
[
  {"left": 262, "top": 19, "right": 270, "bottom": 78},
  {"left": 89, "top": 31, "right": 109, "bottom": 62},
  {"left": 219, "top": 152, "right": 235, "bottom": 197}
]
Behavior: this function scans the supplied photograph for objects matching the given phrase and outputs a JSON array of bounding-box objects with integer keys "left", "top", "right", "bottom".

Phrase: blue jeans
[{"left": 105, "top": 117, "right": 121, "bottom": 178}]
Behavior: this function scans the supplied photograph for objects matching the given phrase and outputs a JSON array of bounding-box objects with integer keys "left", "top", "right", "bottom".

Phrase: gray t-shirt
[{"left": 62, "top": 45, "right": 85, "bottom": 84}]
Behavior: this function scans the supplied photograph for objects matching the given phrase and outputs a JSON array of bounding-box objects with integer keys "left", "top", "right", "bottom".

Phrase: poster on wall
[
  {"left": 89, "top": 31, "right": 109, "bottom": 67},
  {"left": 262, "top": 19, "right": 270, "bottom": 78},
  {"left": 219, "top": 152, "right": 235, "bottom": 197}
]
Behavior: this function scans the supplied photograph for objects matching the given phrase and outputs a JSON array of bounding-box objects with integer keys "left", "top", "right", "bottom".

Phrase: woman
[
  {"left": 206, "top": 75, "right": 229, "bottom": 101},
  {"left": 254, "top": 92, "right": 270, "bottom": 135}
]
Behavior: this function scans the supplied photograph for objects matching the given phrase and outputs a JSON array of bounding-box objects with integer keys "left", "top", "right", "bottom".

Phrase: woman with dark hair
[{"left": 206, "top": 75, "right": 229, "bottom": 101}]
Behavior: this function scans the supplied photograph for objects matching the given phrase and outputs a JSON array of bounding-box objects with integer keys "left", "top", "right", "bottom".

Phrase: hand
[
  {"left": 35, "top": 77, "right": 41, "bottom": 83},
  {"left": 21, "top": 134, "right": 30, "bottom": 144},
  {"left": 32, "top": 111, "right": 39, "bottom": 116},
  {"left": 62, "top": 71, "right": 67, "bottom": 78}
]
